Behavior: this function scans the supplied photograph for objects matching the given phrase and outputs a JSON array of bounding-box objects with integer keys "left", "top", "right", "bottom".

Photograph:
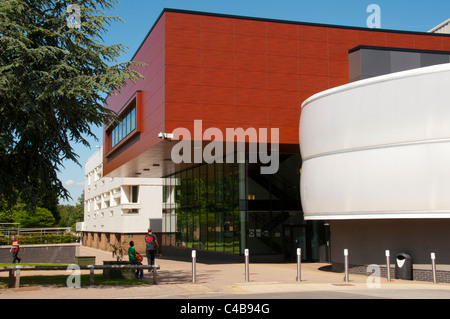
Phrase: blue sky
[{"left": 58, "top": 0, "right": 450, "bottom": 205}]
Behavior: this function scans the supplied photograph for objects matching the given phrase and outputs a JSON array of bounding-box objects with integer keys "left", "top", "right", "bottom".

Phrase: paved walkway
[{"left": 1, "top": 245, "right": 450, "bottom": 300}]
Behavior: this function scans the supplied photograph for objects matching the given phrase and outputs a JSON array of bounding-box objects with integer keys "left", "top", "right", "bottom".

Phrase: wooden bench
[{"left": 0, "top": 264, "right": 160, "bottom": 288}]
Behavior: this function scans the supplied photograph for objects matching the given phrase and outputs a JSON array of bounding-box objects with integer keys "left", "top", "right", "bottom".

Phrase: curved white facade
[{"left": 300, "top": 63, "right": 450, "bottom": 220}]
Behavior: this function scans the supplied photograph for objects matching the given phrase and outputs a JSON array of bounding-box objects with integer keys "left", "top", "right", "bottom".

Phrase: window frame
[{"left": 105, "top": 90, "right": 142, "bottom": 155}]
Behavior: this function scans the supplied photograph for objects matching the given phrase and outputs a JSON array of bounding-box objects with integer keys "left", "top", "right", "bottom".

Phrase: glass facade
[
  {"left": 163, "top": 159, "right": 241, "bottom": 253},
  {"left": 162, "top": 152, "right": 330, "bottom": 261}
]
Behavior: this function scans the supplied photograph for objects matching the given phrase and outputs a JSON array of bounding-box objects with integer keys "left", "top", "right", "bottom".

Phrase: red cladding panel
[
  {"left": 163, "top": 11, "right": 450, "bottom": 146},
  {"left": 103, "top": 15, "right": 166, "bottom": 176},
  {"left": 104, "top": 10, "right": 450, "bottom": 175}
]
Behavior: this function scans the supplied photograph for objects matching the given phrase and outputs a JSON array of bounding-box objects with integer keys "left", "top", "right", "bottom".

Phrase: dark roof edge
[
  {"left": 131, "top": 8, "right": 450, "bottom": 60},
  {"left": 349, "top": 45, "right": 450, "bottom": 55}
]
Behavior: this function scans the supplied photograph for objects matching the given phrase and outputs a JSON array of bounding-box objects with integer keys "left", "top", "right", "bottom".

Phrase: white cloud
[{"left": 65, "top": 179, "right": 84, "bottom": 187}]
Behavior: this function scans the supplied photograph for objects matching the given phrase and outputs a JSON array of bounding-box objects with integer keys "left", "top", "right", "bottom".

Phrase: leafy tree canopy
[
  {"left": 13, "top": 204, "right": 56, "bottom": 227},
  {"left": 0, "top": 0, "right": 143, "bottom": 207},
  {"left": 57, "top": 190, "right": 83, "bottom": 228}
]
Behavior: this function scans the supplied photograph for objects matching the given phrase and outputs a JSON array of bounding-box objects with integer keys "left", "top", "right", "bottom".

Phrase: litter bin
[{"left": 395, "top": 252, "right": 412, "bottom": 280}]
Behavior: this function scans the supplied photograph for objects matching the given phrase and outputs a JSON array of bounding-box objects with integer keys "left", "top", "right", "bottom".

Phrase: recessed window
[
  {"left": 110, "top": 106, "right": 136, "bottom": 149},
  {"left": 131, "top": 186, "right": 139, "bottom": 203},
  {"left": 105, "top": 91, "right": 141, "bottom": 155}
]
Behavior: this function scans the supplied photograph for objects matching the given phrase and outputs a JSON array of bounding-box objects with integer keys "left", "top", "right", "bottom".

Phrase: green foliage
[
  {"left": 0, "top": 201, "right": 55, "bottom": 227},
  {"left": 13, "top": 206, "right": 56, "bottom": 228},
  {"left": 0, "top": 195, "right": 62, "bottom": 227},
  {"left": 0, "top": 273, "right": 151, "bottom": 289},
  {"left": 0, "top": 232, "right": 77, "bottom": 245},
  {"left": 0, "top": 0, "right": 144, "bottom": 207},
  {"left": 57, "top": 191, "right": 84, "bottom": 228}
]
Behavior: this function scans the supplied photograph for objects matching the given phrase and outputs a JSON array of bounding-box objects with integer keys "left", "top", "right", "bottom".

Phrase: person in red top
[{"left": 10, "top": 236, "right": 21, "bottom": 263}]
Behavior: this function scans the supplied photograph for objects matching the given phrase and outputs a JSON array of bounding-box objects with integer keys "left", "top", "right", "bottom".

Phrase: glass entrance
[{"left": 283, "top": 225, "right": 307, "bottom": 261}]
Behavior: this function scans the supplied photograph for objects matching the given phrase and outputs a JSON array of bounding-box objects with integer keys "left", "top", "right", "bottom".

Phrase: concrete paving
[{"left": 1, "top": 245, "right": 449, "bottom": 300}]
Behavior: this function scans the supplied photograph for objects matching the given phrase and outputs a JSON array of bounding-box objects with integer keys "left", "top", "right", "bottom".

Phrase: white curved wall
[{"left": 300, "top": 63, "right": 450, "bottom": 220}]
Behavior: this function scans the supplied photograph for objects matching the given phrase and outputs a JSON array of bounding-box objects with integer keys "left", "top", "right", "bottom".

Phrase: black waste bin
[{"left": 395, "top": 252, "right": 412, "bottom": 280}]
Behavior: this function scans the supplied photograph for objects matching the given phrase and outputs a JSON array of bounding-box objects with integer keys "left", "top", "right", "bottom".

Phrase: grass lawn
[
  {"left": 0, "top": 263, "right": 66, "bottom": 267},
  {"left": 0, "top": 263, "right": 153, "bottom": 289}
]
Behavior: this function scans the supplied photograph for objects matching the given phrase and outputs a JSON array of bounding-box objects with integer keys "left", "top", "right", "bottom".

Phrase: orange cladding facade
[{"left": 103, "top": 9, "right": 450, "bottom": 178}]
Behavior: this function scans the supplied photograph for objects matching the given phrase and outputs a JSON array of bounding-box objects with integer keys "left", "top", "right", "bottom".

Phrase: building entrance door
[{"left": 283, "top": 225, "right": 307, "bottom": 261}]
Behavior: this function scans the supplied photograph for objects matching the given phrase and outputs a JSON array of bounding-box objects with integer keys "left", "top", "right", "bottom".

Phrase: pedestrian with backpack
[{"left": 145, "top": 227, "right": 158, "bottom": 271}]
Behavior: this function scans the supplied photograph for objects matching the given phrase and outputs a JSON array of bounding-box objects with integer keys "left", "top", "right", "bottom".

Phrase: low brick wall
[
  {"left": 82, "top": 231, "right": 162, "bottom": 256},
  {"left": 0, "top": 244, "right": 77, "bottom": 264},
  {"left": 332, "top": 262, "right": 450, "bottom": 283}
]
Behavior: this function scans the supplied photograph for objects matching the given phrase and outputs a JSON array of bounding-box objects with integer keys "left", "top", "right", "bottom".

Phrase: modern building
[
  {"left": 429, "top": 18, "right": 450, "bottom": 34},
  {"left": 82, "top": 147, "right": 163, "bottom": 253},
  {"left": 300, "top": 63, "right": 450, "bottom": 278},
  {"left": 99, "top": 8, "right": 450, "bottom": 263}
]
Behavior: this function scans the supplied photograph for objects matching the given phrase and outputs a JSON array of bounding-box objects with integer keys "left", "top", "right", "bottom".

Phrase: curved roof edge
[{"left": 301, "top": 62, "right": 450, "bottom": 109}]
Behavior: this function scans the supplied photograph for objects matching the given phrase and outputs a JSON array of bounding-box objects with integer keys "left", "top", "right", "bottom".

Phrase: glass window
[
  {"left": 114, "top": 127, "right": 119, "bottom": 147},
  {"left": 118, "top": 121, "right": 122, "bottom": 141},
  {"left": 131, "top": 185, "right": 139, "bottom": 203},
  {"left": 130, "top": 108, "right": 136, "bottom": 132},
  {"left": 215, "top": 211, "right": 224, "bottom": 252},
  {"left": 170, "top": 163, "right": 240, "bottom": 254},
  {"left": 127, "top": 113, "right": 131, "bottom": 135},
  {"left": 124, "top": 113, "right": 129, "bottom": 137},
  {"left": 193, "top": 210, "right": 200, "bottom": 249},
  {"left": 207, "top": 164, "right": 215, "bottom": 204},
  {"left": 215, "top": 163, "right": 224, "bottom": 207},
  {"left": 108, "top": 106, "right": 137, "bottom": 150},
  {"left": 111, "top": 129, "right": 115, "bottom": 148}
]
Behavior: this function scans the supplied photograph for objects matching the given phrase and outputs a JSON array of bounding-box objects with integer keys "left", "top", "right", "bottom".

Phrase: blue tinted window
[{"left": 109, "top": 105, "right": 137, "bottom": 149}]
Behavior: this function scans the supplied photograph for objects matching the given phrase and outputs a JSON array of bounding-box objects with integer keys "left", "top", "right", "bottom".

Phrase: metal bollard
[
  {"left": 431, "top": 253, "right": 437, "bottom": 284},
  {"left": 245, "top": 249, "right": 249, "bottom": 282},
  {"left": 89, "top": 265, "right": 95, "bottom": 285},
  {"left": 344, "top": 249, "right": 349, "bottom": 282},
  {"left": 152, "top": 265, "right": 158, "bottom": 284},
  {"left": 192, "top": 250, "right": 197, "bottom": 284},
  {"left": 296, "top": 248, "right": 302, "bottom": 282},
  {"left": 15, "top": 265, "right": 21, "bottom": 288},
  {"left": 385, "top": 250, "right": 391, "bottom": 282}
]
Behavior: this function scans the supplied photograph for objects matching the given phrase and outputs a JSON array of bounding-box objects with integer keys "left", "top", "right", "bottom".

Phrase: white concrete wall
[
  {"left": 299, "top": 63, "right": 450, "bottom": 220},
  {"left": 84, "top": 147, "right": 163, "bottom": 234},
  {"left": 429, "top": 18, "right": 450, "bottom": 34}
]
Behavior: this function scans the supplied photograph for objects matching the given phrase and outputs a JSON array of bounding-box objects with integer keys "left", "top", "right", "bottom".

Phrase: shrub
[{"left": 0, "top": 232, "right": 78, "bottom": 245}]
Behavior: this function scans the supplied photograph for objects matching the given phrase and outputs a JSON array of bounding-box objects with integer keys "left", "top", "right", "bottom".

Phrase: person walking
[
  {"left": 10, "top": 236, "right": 21, "bottom": 263},
  {"left": 128, "top": 241, "right": 143, "bottom": 279},
  {"left": 145, "top": 228, "right": 158, "bottom": 271}
]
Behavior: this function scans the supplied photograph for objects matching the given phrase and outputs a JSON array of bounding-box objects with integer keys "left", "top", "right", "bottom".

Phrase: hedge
[{"left": 0, "top": 233, "right": 78, "bottom": 245}]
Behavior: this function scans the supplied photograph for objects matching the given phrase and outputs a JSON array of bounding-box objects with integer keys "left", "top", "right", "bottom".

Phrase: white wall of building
[
  {"left": 429, "top": 18, "right": 450, "bottom": 34},
  {"left": 84, "top": 147, "right": 163, "bottom": 234},
  {"left": 299, "top": 63, "right": 450, "bottom": 220}
]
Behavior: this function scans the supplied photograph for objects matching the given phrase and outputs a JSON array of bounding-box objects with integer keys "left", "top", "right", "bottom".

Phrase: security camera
[{"left": 158, "top": 132, "right": 174, "bottom": 140}]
